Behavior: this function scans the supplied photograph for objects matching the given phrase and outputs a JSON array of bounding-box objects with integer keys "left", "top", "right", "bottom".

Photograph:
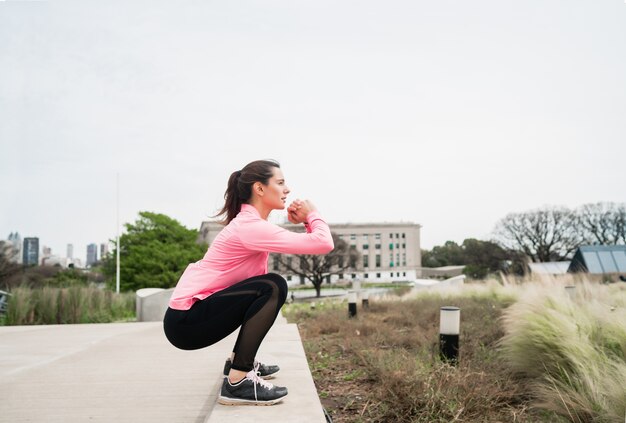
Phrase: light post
[
  {"left": 348, "top": 290, "right": 357, "bottom": 318},
  {"left": 116, "top": 173, "right": 120, "bottom": 294},
  {"left": 439, "top": 306, "right": 460, "bottom": 364},
  {"left": 362, "top": 290, "right": 369, "bottom": 309}
]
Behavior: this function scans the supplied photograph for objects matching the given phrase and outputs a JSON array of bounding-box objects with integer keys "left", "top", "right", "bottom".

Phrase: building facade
[
  {"left": 197, "top": 219, "right": 422, "bottom": 283},
  {"left": 86, "top": 243, "right": 98, "bottom": 267},
  {"left": 22, "top": 237, "right": 39, "bottom": 266},
  {"left": 291, "top": 222, "right": 422, "bottom": 283},
  {"left": 100, "top": 243, "right": 109, "bottom": 260},
  {"left": 7, "top": 232, "right": 22, "bottom": 263}
]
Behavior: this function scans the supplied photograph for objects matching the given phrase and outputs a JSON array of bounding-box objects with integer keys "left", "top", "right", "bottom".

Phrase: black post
[
  {"left": 348, "top": 291, "right": 357, "bottom": 318},
  {"left": 439, "top": 306, "right": 460, "bottom": 364}
]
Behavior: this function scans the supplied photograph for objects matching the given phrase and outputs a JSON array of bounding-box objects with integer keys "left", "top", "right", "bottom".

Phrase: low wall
[
  {"left": 421, "top": 266, "right": 466, "bottom": 278},
  {"left": 136, "top": 288, "right": 174, "bottom": 322},
  {"left": 436, "top": 274, "right": 466, "bottom": 288}
]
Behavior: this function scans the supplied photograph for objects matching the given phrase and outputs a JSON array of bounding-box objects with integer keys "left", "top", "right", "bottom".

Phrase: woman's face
[{"left": 259, "top": 167, "right": 290, "bottom": 210}]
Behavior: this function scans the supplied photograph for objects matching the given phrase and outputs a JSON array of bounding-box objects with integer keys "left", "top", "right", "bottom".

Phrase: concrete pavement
[{"left": 0, "top": 314, "right": 327, "bottom": 423}]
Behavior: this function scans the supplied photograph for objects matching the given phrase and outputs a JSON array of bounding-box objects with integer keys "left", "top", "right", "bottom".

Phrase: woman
[{"left": 163, "top": 159, "right": 334, "bottom": 406}]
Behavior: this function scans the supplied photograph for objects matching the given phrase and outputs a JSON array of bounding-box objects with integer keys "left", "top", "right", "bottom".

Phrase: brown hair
[{"left": 214, "top": 159, "right": 281, "bottom": 225}]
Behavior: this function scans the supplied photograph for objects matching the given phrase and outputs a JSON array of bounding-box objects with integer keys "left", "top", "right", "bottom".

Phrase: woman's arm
[{"left": 239, "top": 211, "right": 334, "bottom": 255}]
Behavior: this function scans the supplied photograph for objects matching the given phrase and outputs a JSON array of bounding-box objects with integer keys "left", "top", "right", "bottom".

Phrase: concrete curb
[{"left": 206, "top": 321, "right": 326, "bottom": 423}]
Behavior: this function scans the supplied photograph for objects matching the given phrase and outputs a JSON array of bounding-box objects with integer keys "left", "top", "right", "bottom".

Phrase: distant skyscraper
[
  {"left": 7, "top": 232, "right": 22, "bottom": 263},
  {"left": 100, "top": 243, "right": 109, "bottom": 259},
  {"left": 86, "top": 243, "right": 98, "bottom": 267},
  {"left": 23, "top": 237, "right": 39, "bottom": 266},
  {"left": 67, "top": 244, "right": 74, "bottom": 259}
]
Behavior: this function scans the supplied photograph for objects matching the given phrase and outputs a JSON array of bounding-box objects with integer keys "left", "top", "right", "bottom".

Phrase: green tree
[
  {"left": 101, "top": 212, "right": 206, "bottom": 292},
  {"left": 421, "top": 241, "right": 464, "bottom": 267},
  {"left": 421, "top": 239, "right": 525, "bottom": 279},
  {"left": 48, "top": 268, "right": 89, "bottom": 287},
  {"left": 461, "top": 239, "right": 510, "bottom": 278}
]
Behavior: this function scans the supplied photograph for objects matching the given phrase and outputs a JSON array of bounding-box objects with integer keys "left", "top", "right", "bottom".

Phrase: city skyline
[{"left": 2, "top": 232, "right": 108, "bottom": 268}]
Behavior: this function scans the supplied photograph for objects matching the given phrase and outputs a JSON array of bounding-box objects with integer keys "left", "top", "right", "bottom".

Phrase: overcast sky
[{"left": 1, "top": 0, "right": 625, "bottom": 263}]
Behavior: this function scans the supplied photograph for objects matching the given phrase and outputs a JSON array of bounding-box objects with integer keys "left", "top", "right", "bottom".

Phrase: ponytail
[{"left": 213, "top": 159, "right": 280, "bottom": 225}]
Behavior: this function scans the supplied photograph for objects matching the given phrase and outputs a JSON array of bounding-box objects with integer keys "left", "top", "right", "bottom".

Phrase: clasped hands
[{"left": 287, "top": 199, "right": 316, "bottom": 225}]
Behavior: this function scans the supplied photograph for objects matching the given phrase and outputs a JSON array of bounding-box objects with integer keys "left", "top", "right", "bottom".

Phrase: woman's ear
[{"left": 254, "top": 182, "right": 264, "bottom": 196}]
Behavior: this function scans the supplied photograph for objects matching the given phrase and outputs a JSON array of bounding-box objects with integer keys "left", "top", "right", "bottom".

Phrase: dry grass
[
  {"left": 285, "top": 276, "right": 625, "bottom": 423},
  {"left": 285, "top": 293, "right": 549, "bottom": 422},
  {"left": 3, "top": 285, "right": 136, "bottom": 325},
  {"left": 500, "top": 281, "right": 626, "bottom": 423}
]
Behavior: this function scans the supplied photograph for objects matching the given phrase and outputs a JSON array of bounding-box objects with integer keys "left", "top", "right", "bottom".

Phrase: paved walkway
[{"left": 0, "top": 314, "right": 326, "bottom": 423}]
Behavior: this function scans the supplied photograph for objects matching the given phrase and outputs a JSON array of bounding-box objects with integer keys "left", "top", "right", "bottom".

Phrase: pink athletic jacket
[{"left": 168, "top": 204, "right": 334, "bottom": 310}]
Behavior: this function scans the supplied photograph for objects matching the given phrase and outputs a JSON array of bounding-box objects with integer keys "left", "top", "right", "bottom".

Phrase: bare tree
[
  {"left": 576, "top": 202, "right": 626, "bottom": 245},
  {"left": 493, "top": 207, "right": 582, "bottom": 262},
  {"left": 272, "top": 233, "right": 360, "bottom": 298}
]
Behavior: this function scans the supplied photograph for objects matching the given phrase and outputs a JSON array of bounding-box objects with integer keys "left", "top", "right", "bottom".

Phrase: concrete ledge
[
  {"left": 136, "top": 288, "right": 174, "bottom": 322},
  {"left": 0, "top": 314, "right": 326, "bottom": 423},
  {"left": 206, "top": 321, "right": 326, "bottom": 423},
  {"left": 437, "top": 274, "right": 466, "bottom": 288}
]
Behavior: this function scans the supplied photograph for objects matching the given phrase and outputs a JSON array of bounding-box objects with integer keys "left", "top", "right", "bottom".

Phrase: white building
[
  {"left": 42, "top": 255, "right": 69, "bottom": 268},
  {"left": 100, "top": 243, "right": 109, "bottom": 259},
  {"left": 6, "top": 232, "right": 22, "bottom": 264},
  {"left": 197, "top": 219, "right": 422, "bottom": 284}
]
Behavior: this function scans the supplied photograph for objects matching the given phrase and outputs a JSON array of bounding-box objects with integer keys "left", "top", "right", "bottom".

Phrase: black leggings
[{"left": 163, "top": 273, "right": 288, "bottom": 372}]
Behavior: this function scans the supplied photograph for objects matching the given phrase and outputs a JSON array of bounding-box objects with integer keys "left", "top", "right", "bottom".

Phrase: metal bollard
[
  {"left": 348, "top": 290, "right": 357, "bottom": 318},
  {"left": 439, "top": 306, "right": 460, "bottom": 364},
  {"left": 565, "top": 285, "right": 576, "bottom": 299},
  {"left": 362, "top": 290, "right": 369, "bottom": 309}
]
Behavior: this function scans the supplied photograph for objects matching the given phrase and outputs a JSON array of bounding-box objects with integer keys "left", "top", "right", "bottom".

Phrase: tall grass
[
  {"left": 4, "top": 286, "right": 135, "bottom": 325},
  {"left": 285, "top": 276, "right": 625, "bottom": 422},
  {"left": 285, "top": 292, "right": 543, "bottom": 422},
  {"left": 408, "top": 276, "right": 626, "bottom": 421},
  {"left": 500, "top": 281, "right": 626, "bottom": 423}
]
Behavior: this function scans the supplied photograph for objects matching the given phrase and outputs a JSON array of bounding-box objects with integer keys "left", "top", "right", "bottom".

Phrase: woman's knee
[{"left": 265, "top": 273, "right": 288, "bottom": 300}]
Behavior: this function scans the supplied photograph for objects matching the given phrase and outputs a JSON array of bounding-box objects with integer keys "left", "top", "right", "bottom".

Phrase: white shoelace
[{"left": 245, "top": 369, "right": 274, "bottom": 400}]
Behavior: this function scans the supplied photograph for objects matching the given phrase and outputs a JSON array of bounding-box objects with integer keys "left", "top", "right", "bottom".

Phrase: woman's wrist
[{"left": 304, "top": 210, "right": 320, "bottom": 225}]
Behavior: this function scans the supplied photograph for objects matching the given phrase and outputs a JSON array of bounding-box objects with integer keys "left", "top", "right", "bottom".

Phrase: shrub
[
  {"left": 5, "top": 286, "right": 33, "bottom": 325},
  {"left": 500, "top": 282, "right": 626, "bottom": 422},
  {"left": 3, "top": 286, "right": 135, "bottom": 325}
]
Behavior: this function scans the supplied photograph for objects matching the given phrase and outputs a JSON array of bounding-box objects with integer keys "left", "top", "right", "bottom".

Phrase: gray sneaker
[
  {"left": 223, "top": 358, "right": 280, "bottom": 379},
  {"left": 218, "top": 370, "right": 288, "bottom": 406}
]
